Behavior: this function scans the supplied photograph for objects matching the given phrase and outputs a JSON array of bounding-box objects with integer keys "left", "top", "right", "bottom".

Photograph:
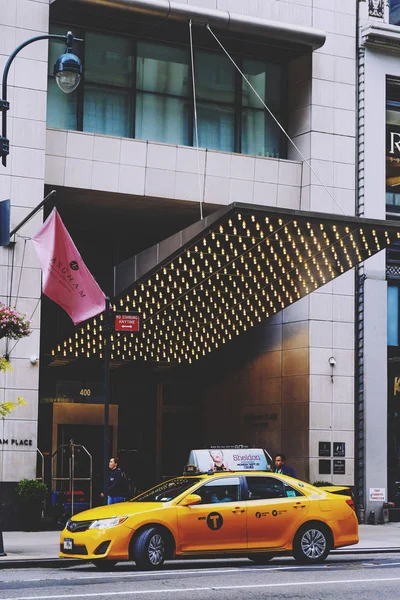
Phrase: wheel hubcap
[
  {"left": 148, "top": 534, "right": 165, "bottom": 565},
  {"left": 301, "top": 529, "right": 326, "bottom": 559}
]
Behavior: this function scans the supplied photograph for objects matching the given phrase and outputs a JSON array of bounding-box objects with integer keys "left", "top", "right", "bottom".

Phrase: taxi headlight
[{"left": 88, "top": 516, "right": 128, "bottom": 530}]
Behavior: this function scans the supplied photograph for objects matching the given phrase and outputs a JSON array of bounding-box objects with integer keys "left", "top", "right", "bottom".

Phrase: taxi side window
[
  {"left": 246, "top": 476, "right": 303, "bottom": 500},
  {"left": 196, "top": 477, "right": 241, "bottom": 504}
]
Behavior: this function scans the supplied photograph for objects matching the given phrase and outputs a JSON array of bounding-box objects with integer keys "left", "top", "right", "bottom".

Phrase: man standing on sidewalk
[{"left": 100, "top": 457, "right": 128, "bottom": 504}]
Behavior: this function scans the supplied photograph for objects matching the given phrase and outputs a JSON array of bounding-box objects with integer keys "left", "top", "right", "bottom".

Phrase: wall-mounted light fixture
[
  {"left": 1, "top": 31, "right": 83, "bottom": 166},
  {"left": 328, "top": 356, "right": 336, "bottom": 383}
]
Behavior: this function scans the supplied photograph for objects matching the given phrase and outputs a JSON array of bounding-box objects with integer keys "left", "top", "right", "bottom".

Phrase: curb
[
  {"left": 332, "top": 547, "right": 400, "bottom": 555},
  {"left": 0, "top": 558, "right": 81, "bottom": 570},
  {"left": 1, "top": 548, "right": 400, "bottom": 569}
]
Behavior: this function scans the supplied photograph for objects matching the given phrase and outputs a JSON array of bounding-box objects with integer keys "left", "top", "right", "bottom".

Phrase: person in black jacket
[
  {"left": 101, "top": 457, "right": 128, "bottom": 504},
  {"left": 274, "top": 453, "right": 297, "bottom": 478}
]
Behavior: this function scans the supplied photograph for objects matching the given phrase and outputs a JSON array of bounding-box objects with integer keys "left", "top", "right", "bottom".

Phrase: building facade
[
  {"left": 0, "top": 0, "right": 373, "bottom": 527},
  {"left": 359, "top": 0, "right": 400, "bottom": 520}
]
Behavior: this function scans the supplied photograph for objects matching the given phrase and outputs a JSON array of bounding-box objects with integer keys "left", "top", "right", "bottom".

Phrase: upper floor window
[
  {"left": 386, "top": 78, "right": 400, "bottom": 210},
  {"left": 47, "top": 25, "right": 285, "bottom": 158},
  {"left": 390, "top": 0, "right": 400, "bottom": 25}
]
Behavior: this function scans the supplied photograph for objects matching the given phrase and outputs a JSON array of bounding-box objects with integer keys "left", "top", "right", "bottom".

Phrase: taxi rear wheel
[
  {"left": 248, "top": 553, "right": 275, "bottom": 564},
  {"left": 293, "top": 523, "right": 331, "bottom": 564},
  {"left": 92, "top": 560, "right": 117, "bottom": 570},
  {"left": 133, "top": 527, "right": 166, "bottom": 570}
]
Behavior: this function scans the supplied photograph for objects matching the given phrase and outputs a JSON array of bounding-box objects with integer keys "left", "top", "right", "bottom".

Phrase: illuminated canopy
[{"left": 51, "top": 203, "right": 400, "bottom": 366}]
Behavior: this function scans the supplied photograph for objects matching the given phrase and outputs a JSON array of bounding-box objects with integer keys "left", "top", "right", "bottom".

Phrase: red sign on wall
[{"left": 114, "top": 312, "right": 141, "bottom": 333}]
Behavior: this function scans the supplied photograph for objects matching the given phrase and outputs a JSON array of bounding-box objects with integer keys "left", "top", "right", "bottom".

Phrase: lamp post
[{"left": 0, "top": 31, "right": 83, "bottom": 167}]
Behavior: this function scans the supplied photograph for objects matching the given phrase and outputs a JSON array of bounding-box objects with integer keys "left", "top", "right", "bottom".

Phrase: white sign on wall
[{"left": 369, "top": 487, "right": 386, "bottom": 502}]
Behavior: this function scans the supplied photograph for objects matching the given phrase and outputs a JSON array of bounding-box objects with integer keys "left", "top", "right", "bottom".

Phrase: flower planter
[{"left": 0, "top": 303, "right": 31, "bottom": 340}]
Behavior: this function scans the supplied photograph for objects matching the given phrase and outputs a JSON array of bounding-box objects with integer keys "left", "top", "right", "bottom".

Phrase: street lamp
[{"left": 0, "top": 31, "right": 83, "bottom": 167}]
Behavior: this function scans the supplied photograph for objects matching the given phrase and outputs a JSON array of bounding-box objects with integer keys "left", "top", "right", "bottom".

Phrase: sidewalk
[{"left": 1, "top": 524, "right": 400, "bottom": 568}]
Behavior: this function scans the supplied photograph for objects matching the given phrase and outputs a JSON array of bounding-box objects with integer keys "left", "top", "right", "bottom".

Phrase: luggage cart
[{"left": 51, "top": 439, "right": 92, "bottom": 522}]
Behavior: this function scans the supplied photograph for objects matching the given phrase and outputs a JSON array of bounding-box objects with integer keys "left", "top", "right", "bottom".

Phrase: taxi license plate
[{"left": 63, "top": 538, "right": 73, "bottom": 550}]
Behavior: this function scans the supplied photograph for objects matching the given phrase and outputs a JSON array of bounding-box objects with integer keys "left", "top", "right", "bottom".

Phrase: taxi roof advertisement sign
[{"left": 188, "top": 448, "right": 271, "bottom": 472}]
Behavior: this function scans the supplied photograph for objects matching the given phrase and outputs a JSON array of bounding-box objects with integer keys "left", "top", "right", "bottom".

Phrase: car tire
[
  {"left": 133, "top": 527, "right": 166, "bottom": 570},
  {"left": 92, "top": 560, "right": 118, "bottom": 570},
  {"left": 248, "top": 553, "right": 275, "bottom": 564},
  {"left": 293, "top": 523, "right": 330, "bottom": 564}
]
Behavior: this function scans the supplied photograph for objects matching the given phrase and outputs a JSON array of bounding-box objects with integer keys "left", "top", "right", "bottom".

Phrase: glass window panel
[
  {"left": 388, "top": 285, "right": 399, "bottom": 347},
  {"left": 387, "top": 109, "right": 400, "bottom": 127},
  {"left": 137, "top": 42, "right": 189, "bottom": 97},
  {"left": 390, "top": 0, "right": 400, "bottom": 25},
  {"left": 242, "top": 60, "right": 281, "bottom": 111},
  {"left": 83, "top": 85, "right": 131, "bottom": 137},
  {"left": 85, "top": 31, "right": 133, "bottom": 87},
  {"left": 246, "top": 476, "right": 285, "bottom": 500},
  {"left": 242, "top": 59, "right": 265, "bottom": 107},
  {"left": 284, "top": 483, "right": 303, "bottom": 497},
  {"left": 386, "top": 192, "right": 400, "bottom": 206},
  {"left": 195, "top": 50, "right": 235, "bottom": 104},
  {"left": 197, "top": 477, "right": 241, "bottom": 504},
  {"left": 136, "top": 92, "right": 189, "bottom": 145},
  {"left": 242, "top": 109, "right": 281, "bottom": 157},
  {"left": 197, "top": 102, "right": 234, "bottom": 152},
  {"left": 47, "top": 78, "right": 78, "bottom": 130}
]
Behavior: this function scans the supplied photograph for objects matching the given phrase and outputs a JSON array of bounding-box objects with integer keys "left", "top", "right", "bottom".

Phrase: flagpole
[{"left": 103, "top": 296, "right": 111, "bottom": 502}]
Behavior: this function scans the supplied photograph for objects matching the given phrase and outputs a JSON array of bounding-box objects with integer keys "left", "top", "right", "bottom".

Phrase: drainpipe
[
  {"left": 355, "top": 0, "right": 366, "bottom": 524},
  {"left": 52, "top": 0, "right": 326, "bottom": 51}
]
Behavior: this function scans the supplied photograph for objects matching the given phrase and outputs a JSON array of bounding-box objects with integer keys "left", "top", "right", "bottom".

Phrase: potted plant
[
  {"left": 15, "top": 479, "right": 48, "bottom": 531},
  {"left": 0, "top": 303, "right": 31, "bottom": 340}
]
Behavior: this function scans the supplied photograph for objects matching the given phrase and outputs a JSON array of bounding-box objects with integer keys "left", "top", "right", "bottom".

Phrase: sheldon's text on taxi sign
[{"left": 114, "top": 312, "right": 141, "bottom": 333}]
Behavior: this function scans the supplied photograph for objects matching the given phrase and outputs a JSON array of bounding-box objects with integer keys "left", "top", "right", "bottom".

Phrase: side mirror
[{"left": 180, "top": 493, "right": 202, "bottom": 507}]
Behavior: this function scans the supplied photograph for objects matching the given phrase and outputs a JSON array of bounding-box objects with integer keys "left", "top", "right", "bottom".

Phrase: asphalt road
[{"left": 1, "top": 555, "right": 400, "bottom": 600}]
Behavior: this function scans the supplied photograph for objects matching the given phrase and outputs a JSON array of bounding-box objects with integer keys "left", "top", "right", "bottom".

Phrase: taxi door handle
[
  {"left": 293, "top": 503, "right": 306, "bottom": 509},
  {"left": 232, "top": 507, "right": 245, "bottom": 514}
]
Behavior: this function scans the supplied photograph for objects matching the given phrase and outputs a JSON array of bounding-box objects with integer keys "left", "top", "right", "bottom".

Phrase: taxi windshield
[{"left": 132, "top": 478, "right": 201, "bottom": 502}]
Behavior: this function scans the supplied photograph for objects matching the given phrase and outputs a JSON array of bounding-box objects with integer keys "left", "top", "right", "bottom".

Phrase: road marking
[
  {"left": 3, "top": 576, "right": 400, "bottom": 599},
  {"left": 364, "top": 562, "right": 400, "bottom": 567},
  {"left": 3, "top": 558, "right": 398, "bottom": 585},
  {"left": 0, "top": 564, "right": 326, "bottom": 584}
]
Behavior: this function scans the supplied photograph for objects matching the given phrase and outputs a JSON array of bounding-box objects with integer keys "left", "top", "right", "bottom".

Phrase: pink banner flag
[{"left": 32, "top": 208, "right": 106, "bottom": 325}]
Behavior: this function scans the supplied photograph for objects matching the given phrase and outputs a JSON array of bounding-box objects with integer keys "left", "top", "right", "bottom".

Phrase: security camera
[
  {"left": 328, "top": 356, "right": 336, "bottom": 367},
  {"left": 29, "top": 356, "right": 38, "bottom": 365}
]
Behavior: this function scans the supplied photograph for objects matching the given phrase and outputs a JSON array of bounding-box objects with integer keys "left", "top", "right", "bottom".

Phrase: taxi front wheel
[
  {"left": 293, "top": 523, "right": 330, "bottom": 564},
  {"left": 133, "top": 527, "right": 166, "bottom": 570}
]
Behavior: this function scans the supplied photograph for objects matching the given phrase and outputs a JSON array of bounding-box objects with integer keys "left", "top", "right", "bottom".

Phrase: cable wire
[{"left": 14, "top": 237, "right": 27, "bottom": 309}]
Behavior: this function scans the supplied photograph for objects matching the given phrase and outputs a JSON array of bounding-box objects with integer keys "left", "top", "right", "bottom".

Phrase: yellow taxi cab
[
  {"left": 60, "top": 470, "right": 358, "bottom": 570},
  {"left": 320, "top": 485, "right": 354, "bottom": 499}
]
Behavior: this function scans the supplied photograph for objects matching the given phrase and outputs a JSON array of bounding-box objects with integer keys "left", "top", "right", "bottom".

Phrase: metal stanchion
[
  {"left": 0, "top": 527, "right": 6, "bottom": 557},
  {"left": 0, "top": 488, "right": 7, "bottom": 557}
]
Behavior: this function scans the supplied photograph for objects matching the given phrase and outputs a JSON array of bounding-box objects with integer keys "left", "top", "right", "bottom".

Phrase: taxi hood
[{"left": 70, "top": 501, "right": 165, "bottom": 522}]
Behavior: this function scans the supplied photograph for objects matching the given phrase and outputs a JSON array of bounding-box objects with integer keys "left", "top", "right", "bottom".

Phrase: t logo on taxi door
[{"left": 207, "top": 512, "right": 223, "bottom": 530}]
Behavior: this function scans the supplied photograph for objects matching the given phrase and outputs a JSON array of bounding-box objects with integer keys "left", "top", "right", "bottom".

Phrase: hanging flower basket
[{"left": 0, "top": 303, "right": 31, "bottom": 340}]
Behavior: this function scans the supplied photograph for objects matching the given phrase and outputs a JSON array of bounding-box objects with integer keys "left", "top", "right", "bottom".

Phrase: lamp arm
[{"left": 1, "top": 33, "right": 82, "bottom": 167}]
